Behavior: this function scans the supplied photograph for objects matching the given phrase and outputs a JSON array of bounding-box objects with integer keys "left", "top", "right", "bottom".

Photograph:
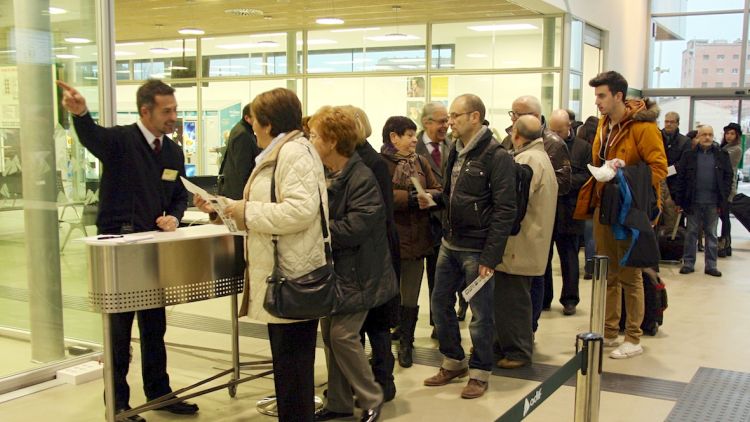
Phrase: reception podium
[{"left": 84, "top": 225, "right": 272, "bottom": 422}]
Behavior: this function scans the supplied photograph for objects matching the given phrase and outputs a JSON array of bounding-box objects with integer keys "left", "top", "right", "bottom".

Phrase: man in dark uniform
[
  {"left": 217, "top": 103, "right": 261, "bottom": 274},
  {"left": 57, "top": 79, "right": 197, "bottom": 422}
]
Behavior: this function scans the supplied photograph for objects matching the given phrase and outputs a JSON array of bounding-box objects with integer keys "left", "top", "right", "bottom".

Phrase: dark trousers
[
  {"left": 543, "top": 232, "right": 581, "bottom": 308},
  {"left": 494, "top": 272, "right": 533, "bottom": 363},
  {"left": 530, "top": 276, "right": 544, "bottom": 333},
  {"left": 719, "top": 204, "right": 732, "bottom": 249},
  {"left": 268, "top": 319, "right": 319, "bottom": 422},
  {"left": 425, "top": 244, "right": 439, "bottom": 325},
  {"left": 110, "top": 308, "right": 171, "bottom": 410}
]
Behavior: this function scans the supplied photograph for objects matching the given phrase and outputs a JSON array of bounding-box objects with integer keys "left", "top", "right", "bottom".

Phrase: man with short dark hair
[
  {"left": 422, "top": 94, "right": 516, "bottom": 399},
  {"left": 58, "top": 79, "right": 197, "bottom": 421},
  {"left": 578, "top": 70, "right": 667, "bottom": 359}
]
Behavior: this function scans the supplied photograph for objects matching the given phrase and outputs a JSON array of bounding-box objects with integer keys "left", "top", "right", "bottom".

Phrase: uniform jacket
[
  {"left": 72, "top": 113, "right": 187, "bottom": 234},
  {"left": 574, "top": 98, "right": 668, "bottom": 219},
  {"left": 383, "top": 152, "right": 442, "bottom": 259},
  {"left": 231, "top": 131, "right": 328, "bottom": 324},
  {"left": 673, "top": 144, "right": 734, "bottom": 213},
  {"left": 327, "top": 153, "right": 399, "bottom": 314},
  {"left": 437, "top": 128, "right": 517, "bottom": 268},
  {"left": 498, "top": 138, "right": 558, "bottom": 276},
  {"left": 219, "top": 119, "right": 261, "bottom": 200}
]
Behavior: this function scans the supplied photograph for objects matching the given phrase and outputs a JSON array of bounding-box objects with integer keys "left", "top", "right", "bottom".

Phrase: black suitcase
[
  {"left": 731, "top": 193, "right": 750, "bottom": 232},
  {"left": 658, "top": 215, "right": 685, "bottom": 262},
  {"left": 619, "top": 268, "right": 668, "bottom": 336}
]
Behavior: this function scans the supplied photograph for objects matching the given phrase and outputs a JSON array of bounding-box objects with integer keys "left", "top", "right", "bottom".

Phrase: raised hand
[{"left": 56, "top": 80, "right": 88, "bottom": 116}]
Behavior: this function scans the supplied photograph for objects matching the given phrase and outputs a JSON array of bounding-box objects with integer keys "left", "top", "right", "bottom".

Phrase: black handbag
[{"left": 263, "top": 147, "right": 335, "bottom": 320}]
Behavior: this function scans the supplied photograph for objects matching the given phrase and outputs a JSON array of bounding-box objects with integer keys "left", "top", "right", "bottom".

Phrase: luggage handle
[{"left": 670, "top": 211, "right": 682, "bottom": 241}]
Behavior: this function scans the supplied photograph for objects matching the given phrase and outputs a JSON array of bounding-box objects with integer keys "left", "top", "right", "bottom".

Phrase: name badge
[{"left": 162, "top": 169, "right": 178, "bottom": 181}]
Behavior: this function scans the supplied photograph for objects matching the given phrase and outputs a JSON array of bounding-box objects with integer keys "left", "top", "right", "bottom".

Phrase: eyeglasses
[
  {"left": 508, "top": 111, "right": 536, "bottom": 119},
  {"left": 428, "top": 117, "right": 450, "bottom": 125},
  {"left": 448, "top": 112, "right": 470, "bottom": 120}
]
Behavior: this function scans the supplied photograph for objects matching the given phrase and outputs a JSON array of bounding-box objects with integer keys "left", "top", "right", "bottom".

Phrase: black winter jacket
[
  {"left": 218, "top": 119, "right": 260, "bottom": 200},
  {"left": 437, "top": 129, "right": 517, "bottom": 268},
  {"left": 661, "top": 129, "right": 691, "bottom": 195},
  {"left": 328, "top": 153, "right": 399, "bottom": 314},
  {"left": 557, "top": 133, "right": 592, "bottom": 235},
  {"left": 673, "top": 144, "right": 734, "bottom": 213}
]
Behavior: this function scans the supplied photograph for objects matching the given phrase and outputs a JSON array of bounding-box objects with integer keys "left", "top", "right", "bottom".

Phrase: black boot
[
  {"left": 368, "top": 330, "right": 396, "bottom": 402},
  {"left": 398, "top": 306, "right": 418, "bottom": 368}
]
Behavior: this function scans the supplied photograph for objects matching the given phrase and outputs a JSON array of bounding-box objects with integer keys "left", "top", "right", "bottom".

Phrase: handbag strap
[{"left": 269, "top": 143, "right": 332, "bottom": 274}]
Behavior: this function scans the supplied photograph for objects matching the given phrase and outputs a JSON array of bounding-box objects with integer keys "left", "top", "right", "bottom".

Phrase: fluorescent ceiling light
[
  {"left": 249, "top": 33, "right": 286, "bottom": 38},
  {"left": 56, "top": 54, "right": 79, "bottom": 59},
  {"left": 149, "top": 47, "right": 170, "bottom": 54},
  {"left": 65, "top": 37, "right": 91, "bottom": 44},
  {"left": 297, "top": 39, "right": 337, "bottom": 46},
  {"left": 115, "top": 51, "right": 135, "bottom": 57},
  {"left": 166, "top": 66, "right": 188, "bottom": 70},
  {"left": 330, "top": 27, "right": 380, "bottom": 33},
  {"left": 466, "top": 53, "right": 488, "bottom": 58},
  {"left": 48, "top": 7, "right": 67, "bottom": 15},
  {"left": 316, "top": 17, "right": 344, "bottom": 25},
  {"left": 366, "top": 34, "right": 419, "bottom": 42},
  {"left": 468, "top": 23, "right": 538, "bottom": 32},
  {"left": 178, "top": 27, "right": 205, "bottom": 35}
]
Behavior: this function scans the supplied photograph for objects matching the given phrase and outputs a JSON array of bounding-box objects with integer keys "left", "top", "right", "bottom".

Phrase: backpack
[{"left": 511, "top": 163, "right": 533, "bottom": 235}]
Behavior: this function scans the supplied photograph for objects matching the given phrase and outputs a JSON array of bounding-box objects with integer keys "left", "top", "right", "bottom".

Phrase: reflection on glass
[
  {"left": 201, "top": 33, "right": 289, "bottom": 76},
  {"left": 651, "top": 0, "right": 745, "bottom": 14},
  {"left": 113, "top": 39, "right": 197, "bottom": 80},
  {"left": 650, "top": 97, "right": 691, "bottom": 131},
  {"left": 650, "top": 13, "right": 743, "bottom": 88},
  {"left": 694, "top": 99, "right": 740, "bottom": 134}
]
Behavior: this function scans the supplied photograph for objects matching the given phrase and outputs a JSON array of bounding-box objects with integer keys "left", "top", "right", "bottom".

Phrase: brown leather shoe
[
  {"left": 497, "top": 358, "right": 529, "bottom": 369},
  {"left": 423, "top": 367, "right": 469, "bottom": 386},
  {"left": 461, "top": 379, "right": 488, "bottom": 399}
]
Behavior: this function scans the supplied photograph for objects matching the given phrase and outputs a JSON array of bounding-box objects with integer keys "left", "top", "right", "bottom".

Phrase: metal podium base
[{"left": 256, "top": 395, "right": 324, "bottom": 417}]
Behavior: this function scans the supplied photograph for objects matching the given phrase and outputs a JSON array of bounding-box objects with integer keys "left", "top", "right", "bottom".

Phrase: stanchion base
[{"left": 256, "top": 395, "right": 324, "bottom": 416}]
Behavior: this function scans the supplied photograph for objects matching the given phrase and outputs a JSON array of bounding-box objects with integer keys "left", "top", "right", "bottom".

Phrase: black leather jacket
[{"left": 437, "top": 129, "right": 517, "bottom": 268}]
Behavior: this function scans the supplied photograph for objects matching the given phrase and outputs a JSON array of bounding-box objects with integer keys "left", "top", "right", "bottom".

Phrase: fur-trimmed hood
[{"left": 624, "top": 98, "right": 660, "bottom": 123}]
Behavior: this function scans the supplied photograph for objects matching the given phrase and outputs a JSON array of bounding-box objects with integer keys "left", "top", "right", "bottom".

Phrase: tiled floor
[{"left": 2, "top": 189, "right": 750, "bottom": 421}]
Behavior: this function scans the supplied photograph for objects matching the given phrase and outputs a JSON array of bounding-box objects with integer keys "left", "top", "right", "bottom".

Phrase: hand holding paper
[{"left": 410, "top": 176, "right": 437, "bottom": 209}]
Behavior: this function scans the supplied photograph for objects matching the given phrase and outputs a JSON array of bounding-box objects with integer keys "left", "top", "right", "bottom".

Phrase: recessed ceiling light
[
  {"left": 56, "top": 54, "right": 79, "bottom": 59},
  {"left": 48, "top": 7, "right": 67, "bottom": 15},
  {"left": 64, "top": 37, "right": 91, "bottom": 44},
  {"left": 224, "top": 8, "right": 264, "bottom": 17},
  {"left": 149, "top": 47, "right": 170, "bottom": 54},
  {"left": 316, "top": 17, "right": 344, "bottom": 25},
  {"left": 178, "top": 27, "right": 205, "bottom": 35},
  {"left": 467, "top": 23, "right": 537, "bottom": 32},
  {"left": 256, "top": 40, "right": 279, "bottom": 47}
]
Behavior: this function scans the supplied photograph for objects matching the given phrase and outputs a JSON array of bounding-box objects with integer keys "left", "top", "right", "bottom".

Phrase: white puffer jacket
[{"left": 231, "top": 131, "right": 328, "bottom": 324}]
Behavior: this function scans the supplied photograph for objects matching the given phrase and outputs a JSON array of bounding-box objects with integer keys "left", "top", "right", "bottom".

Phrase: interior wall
[{"left": 542, "top": 0, "right": 649, "bottom": 90}]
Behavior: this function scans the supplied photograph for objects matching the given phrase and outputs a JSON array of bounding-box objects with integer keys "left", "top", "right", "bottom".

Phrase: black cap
[{"left": 724, "top": 122, "right": 742, "bottom": 136}]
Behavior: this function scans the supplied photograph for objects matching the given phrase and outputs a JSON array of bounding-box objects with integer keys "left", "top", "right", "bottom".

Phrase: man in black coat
[
  {"left": 58, "top": 79, "right": 197, "bottom": 421},
  {"left": 661, "top": 111, "right": 691, "bottom": 226},
  {"left": 673, "top": 125, "right": 733, "bottom": 277},
  {"left": 541, "top": 109, "right": 592, "bottom": 318},
  {"left": 217, "top": 103, "right": 261, "bottom": 275}
]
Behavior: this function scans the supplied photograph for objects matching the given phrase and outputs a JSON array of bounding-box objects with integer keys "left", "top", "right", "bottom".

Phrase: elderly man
[
  {"left": 504, "top": 95, "right": 572, "bottom": 319},
  {"left": 415, "top": 102, "right": 466, "bottom": 329},
  {"left": 661, "top": 111, "right": 691, "bottom": 227},
  {"left": 542, "top": 109, "right": 592, "bottom": 318},
  {"left": 673, "top": 125, "right": 733, "bottom": 277},
  {"left": 495, "top": 115, "right": 558, "bottom": 369},
  {"left": 422, "top": 94, "right": 516, "bottom": 399}
]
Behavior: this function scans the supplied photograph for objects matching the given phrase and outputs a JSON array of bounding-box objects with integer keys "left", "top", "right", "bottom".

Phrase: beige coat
[
  {"left": 231, "top": 131, "right": 328, "bottom": 324},
  {"left": 497, "top": 138, "right": 558, "bottom": 276}
]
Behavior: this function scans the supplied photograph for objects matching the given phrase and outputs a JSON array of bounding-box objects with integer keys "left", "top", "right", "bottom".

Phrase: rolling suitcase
[
  {"left": 731, "top": 193, "right": 750, "bottom": 232},
  {"left": 658, "top": 214, "right": 684, "bottom": 262},
  {"left": 619, "top": 268, "right": 668, "bottom": 336}
]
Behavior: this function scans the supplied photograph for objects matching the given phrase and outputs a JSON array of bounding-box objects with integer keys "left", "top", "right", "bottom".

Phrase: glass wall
[{"left": 0, "top": 0, "right": 102, "bottom": 379}]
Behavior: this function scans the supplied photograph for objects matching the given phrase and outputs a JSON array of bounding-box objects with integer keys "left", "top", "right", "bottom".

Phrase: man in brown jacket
[{"left": 578, "top": 71, "right": 667, "bottom": 359}]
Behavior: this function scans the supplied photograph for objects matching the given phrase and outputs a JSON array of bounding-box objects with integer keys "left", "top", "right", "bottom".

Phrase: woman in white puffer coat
[{"left": 195, "top": 88, "right": 327, "bottom": 422}]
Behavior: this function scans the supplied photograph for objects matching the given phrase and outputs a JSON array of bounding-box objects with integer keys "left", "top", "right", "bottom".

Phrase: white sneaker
[
  {"left": 603, "top": 337, "right": 620, "bottom": 348},
  {"left": 609, "top": 341, "right": 643, "bottom": 359}
]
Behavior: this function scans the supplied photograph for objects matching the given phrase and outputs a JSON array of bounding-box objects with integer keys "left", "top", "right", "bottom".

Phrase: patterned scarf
[{"left": 385, "top": 151, "right": 419, "bottom": 188}]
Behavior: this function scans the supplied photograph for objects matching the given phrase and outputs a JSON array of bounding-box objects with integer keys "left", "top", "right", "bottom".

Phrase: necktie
[
  {"left": 430, "top": 142, "right": 441, "bottom": 167},
  {"left": 153, "top": 137, "right": 162, "bottom": 154}
]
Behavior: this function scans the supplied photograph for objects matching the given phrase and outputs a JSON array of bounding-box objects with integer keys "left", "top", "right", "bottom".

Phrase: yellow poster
[{"left": 431, "top": 76, "right": 448, "bottom": 98}]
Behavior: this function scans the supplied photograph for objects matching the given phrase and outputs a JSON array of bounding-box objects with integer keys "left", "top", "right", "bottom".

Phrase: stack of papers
[{"left": 181, "top": 177, "right": 241, "bottom": 233}]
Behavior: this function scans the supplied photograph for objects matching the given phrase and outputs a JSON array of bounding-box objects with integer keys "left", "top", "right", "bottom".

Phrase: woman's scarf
[{"left": 384, "top": 150, "right": 419, "bottom": 188}]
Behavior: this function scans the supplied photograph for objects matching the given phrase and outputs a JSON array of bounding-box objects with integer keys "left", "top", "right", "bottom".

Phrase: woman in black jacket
[{"left": 309, "top": 106, "right": 398, "bottom": 422}]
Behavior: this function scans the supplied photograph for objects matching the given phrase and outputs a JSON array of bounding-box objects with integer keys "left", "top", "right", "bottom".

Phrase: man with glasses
[
  {"left": 421, "top": 94, "right": 517, "bottom": 399},
  {"left": 415, "top": 102, "right": 467, "bottom": 333}
]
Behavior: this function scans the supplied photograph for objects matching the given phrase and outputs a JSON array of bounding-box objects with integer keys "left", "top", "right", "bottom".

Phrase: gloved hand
[{"left": 407, "top": 186, "right": 419, "bottom": 208}]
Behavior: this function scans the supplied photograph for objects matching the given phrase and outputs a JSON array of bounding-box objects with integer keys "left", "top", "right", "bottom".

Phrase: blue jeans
[
  {"left": 683, "top": 204, "right": 719, "bottom": 271},
  {"left": 431, "top": 246, "right": 495, "bottom": 373}
]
